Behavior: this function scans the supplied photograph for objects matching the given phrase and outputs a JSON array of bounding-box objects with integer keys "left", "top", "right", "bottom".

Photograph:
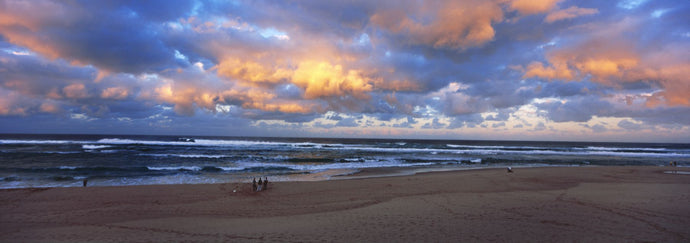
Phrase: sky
[{"left": 0, "top": 0, "right": 689, "bottom": 142}]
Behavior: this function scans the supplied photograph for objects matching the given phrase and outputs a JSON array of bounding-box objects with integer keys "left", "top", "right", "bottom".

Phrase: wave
[
  {"left": 178, "top": 154, "right": 226, "bottom": 159},
  {"left": 96, "top": 138, "right": 298, "bottom": 147},
  {"left": 94, "top": 138, "right": 351, "bottom": 149},
  {"left": 446, "top": 144, "right": 546, "bottom": 150},
  {"left": 82, "top": 144, "right": 111, "bottom": 150},
  {"left": 584, "top": 146, "right": 668, "bottom": 152},
  {"left": 39, "top": 151, "right": 82, "bottom": 154},
  {"left": 147, "top": 166, "right": 203, "bottom": 171},
  {"left": 0, "top": 139, "right": 89, "bottom": 145},
  {"left": 141, "top": 153, "right": 227, "bottom": 159},
  {"left": 325, "top": 145, "right": 689, "bottom": 158},
  {"left": 1, "top": 166, "right": 153, "bottom": 173}
]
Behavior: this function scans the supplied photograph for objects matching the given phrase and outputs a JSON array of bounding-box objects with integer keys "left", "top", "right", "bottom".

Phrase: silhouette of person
[
  {"left": 83, "top": 178, "right": 88, "bottom": 187},
  {"left": 263, "top": 177, "right": 268, "bottom": 190},
  {"left": 257, "top": 178, "right": 263, "bottom": 191},
  {"left": 252, "top": 178, "right": 257, "bottom": 192}
]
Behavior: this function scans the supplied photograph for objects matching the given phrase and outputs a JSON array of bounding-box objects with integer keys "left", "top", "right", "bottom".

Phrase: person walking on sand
[
  {"left": 252, "top": 178, "right": 257, "bottom": 192},
  {"left": 257, "top": 178, "right": 263, "bottom": 191},
  {"left": 263, "top": 177, "right": 268, "bottom": 190}
]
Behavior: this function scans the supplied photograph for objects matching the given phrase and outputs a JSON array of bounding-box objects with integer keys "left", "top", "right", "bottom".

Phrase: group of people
[{"left": 252, "top": 177, "right": 269, "bottom": 192}]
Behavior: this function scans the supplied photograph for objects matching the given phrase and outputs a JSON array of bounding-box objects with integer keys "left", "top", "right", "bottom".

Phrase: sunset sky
[{"left": 0, "top": 0, "right": 688, "bottom": 142}]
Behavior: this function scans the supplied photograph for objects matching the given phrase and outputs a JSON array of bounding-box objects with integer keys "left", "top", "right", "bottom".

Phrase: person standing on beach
[
  {"left": 252, "top": 178, "right": 257, "bottom": 192},
  {"left": 257, "top": 178, "right": 263, "bottom": 191},
  {"left": 263, "top": 177, "right": 268, "bottom": 190}
]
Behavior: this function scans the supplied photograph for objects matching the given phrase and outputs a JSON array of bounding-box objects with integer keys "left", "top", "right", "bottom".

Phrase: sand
[{"left": 1, "top": 166, "right": 689, "bottom": 242}]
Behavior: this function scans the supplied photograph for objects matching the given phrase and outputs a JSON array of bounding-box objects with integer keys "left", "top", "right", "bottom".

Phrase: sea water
[{"left": 1, "top": 134, "right": 688, "bottom": 188}]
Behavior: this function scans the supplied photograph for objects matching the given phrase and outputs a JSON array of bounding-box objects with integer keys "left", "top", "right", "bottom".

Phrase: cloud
[
  {"left": 62, "top": 83, "right": 89, "bottom": 99},
  {"left": 0, "top": 0, "right": 189, "bottom": 73},
  {"left": 522, "top": 17, "right": 690, "bottom": 107},
  {"left": 216, "top": 58, "right": 291, "bottom": 84},
  {"left": 617, "top": 119, "right": 643, "bottom": 130},
  {"left": 535, "top": 97, "right": 614, "bottom": 122},
  {"left": 422, "top": 117, "right": 446, "bottom": 129},
  {"left": 545, "top": 6, "right": 599, "bottom": 23},
  {"left": 101, "top": 87, "right": 130, "bottom": 100},
  {"left": 292, "top": 61, "right": 374, "bottom": 99},
  {"left": 336, "top": 117, "right": 360, "bottom": 127},
  {"left": 370, "top": 0, "right": 504, "bottom": 50},
  {"left": 1, "top": 0, "right": 689, "bottom": 141},
  {"left": 509, "top": 0, "right": 561, "bottom": 15},
  {"left": 534, "top": 122, "right": 547, "bottom": 131},
  {"left": 492, "top": 122, "right": 506, "bottom": 128}
]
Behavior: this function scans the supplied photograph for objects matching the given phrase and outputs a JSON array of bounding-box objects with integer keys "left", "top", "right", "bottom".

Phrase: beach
[{"left": 1, "top": 166, "right": 689, "bottom": 242}]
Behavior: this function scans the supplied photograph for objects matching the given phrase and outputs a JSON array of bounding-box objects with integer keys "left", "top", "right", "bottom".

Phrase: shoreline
[
  {"left": 1, "top": 164, "right": 617, "bottom": 190},
  {"left": 2, "top": 166, "right": 689, "bottom": 242}
]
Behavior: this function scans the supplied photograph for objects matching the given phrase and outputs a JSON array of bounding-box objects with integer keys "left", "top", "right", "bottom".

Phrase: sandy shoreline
[{"left": 1, "top": 166, "right": 689, "bottom": 242}]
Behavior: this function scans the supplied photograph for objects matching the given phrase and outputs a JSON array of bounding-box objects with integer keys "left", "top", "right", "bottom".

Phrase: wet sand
[{"left": 1, "top": 166, "right": 689, "bottom": 242}]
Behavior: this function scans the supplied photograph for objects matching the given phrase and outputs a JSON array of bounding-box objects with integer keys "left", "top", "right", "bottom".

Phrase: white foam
[
  {"left": 82, "top": 144, "right": 111, "bottom": 150},
  {"left": 97, "top": 138, "right": 309, "bottom": 148},
  {"left": 0, "top": 139, "right": 89, "bottom": 144},
  {"left": 147, "top": 166, "right": 202, "bottom": 171},
  {"left": 178, "top": 154, "right": 226, "bottom": 159},
  {"left": 40, "top": 151, "right": 81, "bottom": 154},
  {"left": 140, "top": 153, "right": 226, "bottom": 158},
  {"left": 586, "top": 146, "right": 667, "bottom": 151},
  {"left": 341, "top": 146, "right": 688, "bottom": 158},
  {"left": 664, "top": 171, "right": 690, "bottom": 175},
  {"left": 233, "top": 159, "right": 437, "bottom": 171},
  {"left": 446, "top": 144, "right": 545, "bottom": 150}
]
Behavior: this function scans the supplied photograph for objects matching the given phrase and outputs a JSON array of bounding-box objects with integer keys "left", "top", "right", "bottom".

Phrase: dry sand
[{"left": 1, "top": 166, "right": 689, "bottom": 242}]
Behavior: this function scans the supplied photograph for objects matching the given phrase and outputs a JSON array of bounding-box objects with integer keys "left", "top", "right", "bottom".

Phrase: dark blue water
[{"left": 1, "top": 134, "right": 688, "bottom": 188}]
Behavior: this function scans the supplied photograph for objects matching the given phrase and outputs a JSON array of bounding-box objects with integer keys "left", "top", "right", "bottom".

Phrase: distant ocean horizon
[{"left": 1, "top": 134, "right": 688, "bottom": 188}]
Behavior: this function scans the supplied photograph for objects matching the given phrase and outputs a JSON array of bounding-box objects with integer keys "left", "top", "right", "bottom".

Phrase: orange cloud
[
  {"left": 523, "top": 60, "right": 574, "bottom": 80},
  {"left": 0, "top": 0, "right": 76, "bottom": 60},
  {"left": 62, "top": 83, "right": 89, "bottom": 99},
  {"left": 152, "top": 81, "right": 224, "bottom": 115},
  {"left": 101, "top": 87, "right": 130, "bottom": 100},
  {"left": 545, "top": 6, "right": 598, "bottom": 23},
  {"left": 509, "top": 0, "right": 561, "bottom": 15},
  {"left": 370, "top": 0, "right": 504, "bottom": 50},
  {"left": 148, "top": 71, "right": 318, "bottom": 116},
  {"left": 292, "top": 61, "right": 373, "bottom": 99},
  {"left": 216, "top": 58, "right": 291, "bottom": 84},
  {"left": 575, "top": 58, "right": 638, "bottom": 80},
  {"left": 522, "top": 20, "right": 689, "bottom": 107},
  {"left": 524, "top": 54, "right": 641, "bottom": 86},
  {"left": 248, "top": 102, "right": 313, "bottom": 114},
  {"left": 0, "top": 90, "right": 30, "bottom": 115},
  {"left": 39, "top": 102, "right": 61, "bottom": 113},
  {"left": 635, "top": 63, "right": 690, "bottom": 107}
]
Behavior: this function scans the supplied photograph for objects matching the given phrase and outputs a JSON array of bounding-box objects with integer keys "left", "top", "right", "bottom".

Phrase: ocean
[{"left": 1, "top": 134, "right": 688, "bottom": 188}]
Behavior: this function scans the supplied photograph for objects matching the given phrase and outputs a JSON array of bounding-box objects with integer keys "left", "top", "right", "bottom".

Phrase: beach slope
[{"left": 1, "top": 166, "right": 689, "bottom": 242}]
